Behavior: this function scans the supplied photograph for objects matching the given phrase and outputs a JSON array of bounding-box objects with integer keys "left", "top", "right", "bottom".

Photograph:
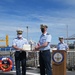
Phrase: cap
[
  {"left": 16, "top": 29, "right": 23, "bottom": 34},
  {"left": 40, "top": 24, "right": 48, "bottom": 29},
  {"left": 59, "top": 36, "right": 64, "bottom": 39}
]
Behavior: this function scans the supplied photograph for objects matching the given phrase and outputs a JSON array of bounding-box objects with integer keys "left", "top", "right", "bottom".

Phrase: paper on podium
[{"left": 22, "top": 44, "right": 31, "bottom": 51}]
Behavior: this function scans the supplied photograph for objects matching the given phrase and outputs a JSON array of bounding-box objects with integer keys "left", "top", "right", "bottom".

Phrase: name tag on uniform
[{"left": 23, "top": 44, "right": 31, "bottom": 51}]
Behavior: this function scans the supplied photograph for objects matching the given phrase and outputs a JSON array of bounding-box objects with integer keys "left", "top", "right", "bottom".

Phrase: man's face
[
  {"left": 59, "top": 38, "right": 64, "bottom": 43},
  {"left": 41, "top": 27, "right": 47, "bottom": 33},
  {"left": 17, "top": 33, "right": 22, "bottom": 38}
]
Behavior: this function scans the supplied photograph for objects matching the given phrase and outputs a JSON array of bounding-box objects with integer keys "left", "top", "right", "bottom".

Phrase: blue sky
[{"left": 0, "top": 0, "right": 75, "bottom": 46}]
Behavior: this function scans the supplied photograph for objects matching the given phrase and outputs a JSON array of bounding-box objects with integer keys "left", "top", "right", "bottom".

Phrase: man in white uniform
[
  {"left": 35, "top": 24, "right": 52, "bottom": 75},
  {"left": 12, "top": 29, "right": 28, "bottom": 75},
  {"left": 57, "top": 36, "right": 69, "bottom": 51}
]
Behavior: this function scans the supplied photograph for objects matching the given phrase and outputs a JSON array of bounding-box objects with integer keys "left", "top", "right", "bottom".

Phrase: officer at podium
[
  {"left": 57, "top": 36, "right": 69, "bottom": 51},
  {"left": 12, "top": 29, "right": 28, "bottom": 75},
  {"left": 35, "top": 24, "right": 52, "bottom": 75}
]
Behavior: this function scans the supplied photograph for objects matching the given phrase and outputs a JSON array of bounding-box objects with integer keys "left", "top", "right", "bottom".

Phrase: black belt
[
  {"left": 16, "top": 51, "right": 25, "bottom": 53},
  {"left": 40, "top": 49, "right": 50, "bottom": 52}
]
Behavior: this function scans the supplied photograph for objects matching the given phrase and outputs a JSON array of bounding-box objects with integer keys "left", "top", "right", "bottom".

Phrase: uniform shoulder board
[{"left": 46, "top": 33, "right": 49, "bottom": 35}]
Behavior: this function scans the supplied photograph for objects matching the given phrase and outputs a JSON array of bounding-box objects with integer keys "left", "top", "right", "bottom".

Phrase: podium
[{"left": 52, "top": 50, "right": 67, "bottom": 75}]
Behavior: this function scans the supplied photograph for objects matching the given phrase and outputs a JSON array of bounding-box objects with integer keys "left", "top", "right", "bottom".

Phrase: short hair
[{"left": 40, "top": 24, "right": 48, "bottom": 29}]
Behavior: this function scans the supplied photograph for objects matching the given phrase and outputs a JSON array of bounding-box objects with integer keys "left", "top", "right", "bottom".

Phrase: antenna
[
  {"left": 66, "top": 25, "right": 68, "bottom": 44},
  {"left": 26, "top": 26, "right": 28, "bottom": 40}
]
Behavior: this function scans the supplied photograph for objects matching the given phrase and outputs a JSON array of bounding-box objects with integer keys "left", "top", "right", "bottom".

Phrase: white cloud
[
  {"left": 30, "top": 12, "right": 75, "bottom": 25},
  {"left": 0, "top": 21, "right": 40, "bottom": 33},
  {"left": 65, "top": 0, "right": 75, "bottom": 5},
  {"left": 47, "top": 0, "right": 75, "bottom": 6},
  {"left": 0, "top": 9, "right": 75, "bottom": 34}
]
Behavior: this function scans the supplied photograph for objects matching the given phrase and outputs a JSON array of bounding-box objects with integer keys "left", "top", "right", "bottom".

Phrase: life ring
[
  {"left": 0, "top": 57, "right": 13, "bottom": 72},
  {"left": 0, "top": 60, "right": 2, "bottom": 70}
]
